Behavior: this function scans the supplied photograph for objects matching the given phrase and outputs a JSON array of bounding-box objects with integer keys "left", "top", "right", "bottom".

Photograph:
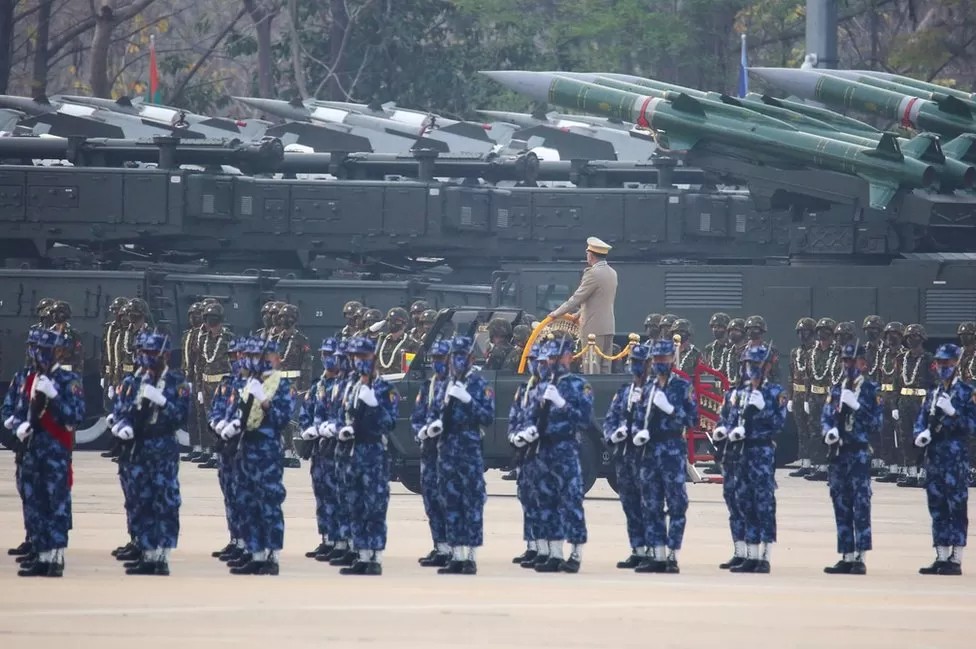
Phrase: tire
[
  {"left": 580, "top": 434, "right": 599, "bottom": 495},
  {"left": 398, "top": 465, "right": 423, "bottom": 495}
]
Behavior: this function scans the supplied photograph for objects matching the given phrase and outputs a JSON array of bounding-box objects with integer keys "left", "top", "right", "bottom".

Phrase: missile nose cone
[{"left": 479, "top": 71, "right": 553, "bottom": 103}]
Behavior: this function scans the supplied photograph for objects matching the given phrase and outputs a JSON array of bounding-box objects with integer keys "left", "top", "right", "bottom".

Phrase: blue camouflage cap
[
  {"left": 527, "top": 343, "right": 541, "bottom": 359},
  {"left": 335, "top": 339, "right": 349, "bottom": 356},
  {"left": 450, "top": 335, "right": 474, "bottom": 355},
  {"left": 430, "top": 339, "right": 451, "bottom": 356},
  {"left": 840, "top": 343, "right": 868, "bottom": 360},
  {"left": 740, "top": 344, "right": 769, "bottom": 363},
  {"left": 629, "top": 343, "right": 650, "bottom": 361},
  {"left": 650, "top": 339, "right": 675, "bottom": 356},
  {"left": 35, "top": 330, "right": 62, "bottom": 348},
  {"left": 346, "top": 336, "right": 375, "bottom": 354},
  {"left": 141, "top": 332, "right": 171, "bottom": 353},
  {"left": 320, "top": 337, "right": 338, "bottom": 353},
  {"left": 134, "top": 331, "right": 151, "bottom": 349},
  {"left": 935, "top": 343, "right": 962, "bottom": 360},
  {"left": 543, "top": 337, "right": 575, "bottom": 358},
  {"left": 26, "top": 328, "right": 42, "bottom": 344}
]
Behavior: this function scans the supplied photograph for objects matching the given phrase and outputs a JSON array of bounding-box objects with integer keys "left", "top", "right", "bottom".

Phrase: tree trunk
[
  {"left": 288, "top": 0, "right": 307, "bottom": 98},
  {"left": 242, "top": 0, "right": 276, "bottom": 98},
  {"left": 89, "top": 6, "right": 116, "bottom": 98},
  {"left": 0, "top": 0, "right": 14, "bottom": 94},
  {"left": 325, "top": 0, "right": 348, "bottom": 99},
  {"left": 31, "top": 0, "right": 53, "bottom": 97}
]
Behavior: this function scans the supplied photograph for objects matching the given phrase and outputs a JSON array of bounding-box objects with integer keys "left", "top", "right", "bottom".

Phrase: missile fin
[
  {"left": 943, "top": 133, "right": 976, "bottom": 163},
  {"left": 718, "top": 94, "right": 743, "bottom": 107},
  {"left": 863, "top": 132, "right": 904, "bottom": 161},
  {"left": 936, "top": 94, "right": 973, "bottom": 118},
  {"left": 861, "top": 178, "right": 899, "bottom": 210},
  {"left": 668, "top": 93, "right": 706, "bottom": 117},
  {"left": 900, "top": 132, "right": 945, "bottom": 163},
  {"left": 659, "top": 130, "right": 700, "bottom": 151}
]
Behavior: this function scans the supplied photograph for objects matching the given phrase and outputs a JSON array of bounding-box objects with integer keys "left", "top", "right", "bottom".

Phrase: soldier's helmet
[
  {"left": 430, "top": 339, "right": 451, "bottom": 357},
  {"left": 904, "top": 324, "right": 927, "bottom": 340},
  {"left": 862, "top": 315, "right": 884, "bottom": 331},
  {"left": 883, "top": 321, "right": 905, "bottom": 335},
  {"left": 834, "top": 321, "right": 856, "bottom": 337},
  {"left": 512, "top": 324, "right": 532, "bottom": 346},
  {"left": 660, "top": 314, "right": 679, "bottom": 330},
  {"left": 342, "top": 300, "right": 363, "bottom": 319},
  {"left": 740, "top": 344, "right": 770, "bottom": 363},
  {"left": 644, "top": 313, "right": 663, "bottom": 328},
  {"left": 709, "top": 312, "right": 731, "bottom": 328},
  {"left": 935, "top": 344, "right": 962, "bottom": 360},
  {"left": 650, "top": 338, "right": 675, "bottom": 357},
  {"left": 320, "top": 337, "right": 338, "bottom": 354},
  {"left": 109, "top": 296, "right": 128, "bottom": 315},
  {"left": 956, "top": 321, "right": 976, "bottom": 335},
  {"left": 671, "top": 318, "right": 693, "bottom": 338},
  {"left": 728, "top": 317, "right": 746, "bottom": 332},
  {"left": 795, "top": 317, "right": 816, "bottom": 332},
  {"left": 127, "top": 298, "right": 150, "bottom": 319},
  {"left": 386, "top": 307, "right": 409, "bottom": 330},
  {"left": 815, "top": 317, "right": 837, "bottom": 332},
  {"left": 35, "top": 297, "right": 55, "bottom": 318},
  {"left": 277, "top": 304, "right": 299, "bottom": 325},
  {"left": 202, "top": 302, "right": 224, "bottom": 320},
  {"left": 363, "top": 308, "right": 383, "bottom": 328},
  {"left": 450, "top": 335, "right": 474, "bottom": 355},
  {"left": 840, "top": 343, "right": 868, "bottom": 360},
  {"left": 410, "top": 300, "right": 430, "bottom": 317},
  {"left": 744, "top": 315, "right": 767, "bottom": 333},
  {"left": 629, "top": 343, "right": 651, "bottom": 361},
  {"left": 488, "top": 317, "right": 513, "bottom": 340},
  {"left": 420, "top": 309, "right": 437, "bottom": 325},
  {"left": 188, "top": 301, "right": 204, "bottom": 317},
  {"left": 49, "top": 300, "right": 71, "bottom": 322}
]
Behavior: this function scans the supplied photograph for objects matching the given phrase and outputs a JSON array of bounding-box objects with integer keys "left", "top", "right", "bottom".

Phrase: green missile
[
  {"left": 852, "top": 70, "right": 976, "bottom": 105},
  {"left": 822, "top": 70, "right": 976, "bottom": 113},
  {"left": 480, "top": 71, "right": 937, "bottom": 208}
]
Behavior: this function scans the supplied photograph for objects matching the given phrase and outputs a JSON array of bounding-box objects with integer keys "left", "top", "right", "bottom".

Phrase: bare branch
[{"left": 170, "top": 6, "right": 248, "bottom": 103}]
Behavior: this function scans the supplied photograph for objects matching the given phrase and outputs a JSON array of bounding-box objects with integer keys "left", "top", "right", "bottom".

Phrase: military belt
[
  {"left": 810, "top": 385, "right": 828, "bottom": 395},
  {"left": 279, "top": 370, "right": 301, "bottom": 378},
  {"left": 122, "top": 364, "right": 134, "bottom": 372},
  {"left": 202, "top": 373, "right": 229, "bottom": 383},
  {"left": 792, "top": 384, "right": 807, "bottom": 393},
  {"left": 881, "top": 384, "right": 895, "bottom": 392},
  {"left": 901, "top": 388, "right": 927, "bottom": 397},
  {"left": 60, "top": 365, "right": 73, "bottom": 371}
]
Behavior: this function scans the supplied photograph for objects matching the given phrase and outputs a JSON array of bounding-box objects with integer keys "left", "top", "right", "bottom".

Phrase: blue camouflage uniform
[
  {"left": 914, "top": 344, "right": 976, "bottom": 572},
  {"left": 509, "top": 349, "right": 544, "bottom": 559},
  {"left": 3, "top": 366, "right": 32, "bottom": 548},
  {"left": 210, "top": 339, "right": 245, "bottom": 549},
  {"left": 331, "top": 372, "right": 359, "bottom": 551},
  {"left": 716, "top": 385, "right": 746, "bottom": 562},
  {"left": 737, "top": 380, "right": 784, "bottom": 547},
  {"left": 822, "top": 352, "right": 882, "bottom": 561},
  {"left": 300, "top": 339, "right": 341, "bottom": 546},
  {"left": 410, "top": 340, "right": 450, "bottom": 558},
  {"left": 435, "top": 337, "right": 494, "bottom": 561}
]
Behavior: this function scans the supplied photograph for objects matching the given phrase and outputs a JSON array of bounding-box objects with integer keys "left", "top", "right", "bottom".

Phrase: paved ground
[{"left": 0, "top": 452, "right": 973, "bottom": 649}]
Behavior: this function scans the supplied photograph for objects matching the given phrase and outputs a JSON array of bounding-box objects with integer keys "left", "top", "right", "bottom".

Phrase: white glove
[
  {"left": 116, "top": 425, "right": 134, "bottom": 441},
  {"left": 15, "top": 421, "right": 32, "bottom": 442},
  {"left": 358, "top": 386, "right": 378, "bottom": 407},
  {"left": 4, "top": 415, "right": 18, "bottom": 430},
  {"left": 824, "top": 427, "right": 840, "bottom": 445},
  {"left": 221, "top": 420, "right": 242, "bottom": 440},
  {"left": 447, "top": 382, "right": 472, "bottom": 404},
  {"left": 319, "top": 422, "right": 337, "bottom": 438},
  {"left": 247, "top": 378, "right": 266, "bottom": 403},
  {"left": 197, "top": 391, "right": 204, "bottom": 405},
  {"left": 427, "top": 419, "right": 444, "bottom": 438},
  {"left": 891, "top": 408, "right": 900, "bottom": 421},
  {"left": 521, "top": 425, "right": 539, "bottom": 443},
  {"left": 213, "top": 420, "right": 228, "bottom": 436},
  {"left": 840, "top": 389, "right": 860, "bottom": 411},
  {"left": 610, "top": 425, "right": 628, "bottom": 444},
  {"left": 108, "top": 385, "right": 116, "bottom": 399},
  {"left": 111, "top": 421, "right": 124, "bottom": 435},
  {"left": 106, "top": 412, "right": 117, "bottom": 427},
  {"left": 803, "top": 401, "right": 810, "bottom": 414},
  {"left": 35, "top": 375, "right": 58, "bottom": 399},
  {"left": 338, "top": 425, "right": 355, "bottom": 441},
  {"left": 301, "top": 426, "right": 318, "bottom": 440},
  {"left": 632, "top": 429, "right": 651, "bottom": 446},
  {"left": 936, "top": 393, "right": 957, "bottom": 417},
  {"left": 728, "top": 426, "right": 746, "bottom": 442},
  {"left": 652, "top": 389, "right": 675, "bottom": 415},
  {"left": 914, "top": 428, "right": 931, "bottom": 448},
  {"left": 712, "top": 425, "right": 728, "bottom": 442},
  {"left": 415, "top": 425, "right": 429, "bottom": 442},
  {"left": 142, "top": 384, "right": 167, "bottom": 407},
  {"left": 786, "top": 399, "right": 793, "bottom": 413},
  {"left": 512, "top": 430, "right": 529, "bottom": 447},
  {"left": 628, "top": 386, "right": 642, "bottom": 404},
  {"left": 543, "top": 384, "right": 566, "bottom": 409},
  {"left": 747, "top": 391, "right": 766, "bottom": 411}
]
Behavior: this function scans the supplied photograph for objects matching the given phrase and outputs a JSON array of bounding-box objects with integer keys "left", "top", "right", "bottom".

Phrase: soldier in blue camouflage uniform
[
  {"left": 322, "top": 341, "right": 359, "bottom": 567},
  {"left": 914, "top": 344, "right": 976, "bottom": 576},
  {"left": 516, "top": 338, "right": 592, "bottom": 574},
  {"left": 336, "top": 337, "right": 399, "bottom": 575},
  {"left": 632, "top": 339, "right": 698, "bottom": 574},
  {"left": 603, "top": 343, "right": 651, "bottom": 569},
  {"left": 3, "top": 329, "right": 41, "bottom": 561},
  {"left": 111, "top": 333, "right": 189, "bottom": 576},
  {"left": 219, "top": 337, "right": 295, "bottom": 575},
  {"left": 208, "top": 337, "right": 246, "bottom": 562},
  {"left": 411, "top": 339, "right": 451, "bottom": 568},
  {"left": 426, "top": 336, "right": 494, "bottom": 575},
  {"left": 723, "top": 344, "right": 784, "bottom": 574},
  {"left": 821, "top": 344, "right": 882, "bottom": 575},
  {"left": 509, "top": 344, "right": 545, "bottom": 567},
  {"left": 713, "top": 368, "right": 747, "bottom": 570},
  {"left": 15, "top": 330, "right": 85, "bottom": 577},
  {"left": 299, "top": 337, "right": 342, "bottom": 560}
]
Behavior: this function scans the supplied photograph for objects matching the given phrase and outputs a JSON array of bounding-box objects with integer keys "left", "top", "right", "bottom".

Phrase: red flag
[{"left": 148, "top": 34, "right": 160, "bottom": 102}]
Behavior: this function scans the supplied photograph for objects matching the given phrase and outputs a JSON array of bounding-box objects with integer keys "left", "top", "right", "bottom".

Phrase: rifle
[
  {"left": 441, "top": 316, "right": 483, "bottom": 435},
  {"left": 828, "top": 338, "right": 859, "bottom": 461},
  {"left": 732, "top": 340, "right": 775, "bottom": 457},
  {"left": 918, "top": 378, "right": 949, "bottom": 465}
]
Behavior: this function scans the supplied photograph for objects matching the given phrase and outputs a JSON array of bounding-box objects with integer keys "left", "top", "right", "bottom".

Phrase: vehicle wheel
[
  {"left": 605, "top": 469, "right": 619, "bottom": 495},
  {"left": 398, "top": 466, "right": 423, "bottom": 495},
  {"left": 580, "top": 435, "right": 599, "bottom": 495}
]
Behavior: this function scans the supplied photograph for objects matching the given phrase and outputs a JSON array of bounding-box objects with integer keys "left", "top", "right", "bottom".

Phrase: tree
[
  {"left": 241, "top": 0, "right": 280, "bottom": 97},
  {"left": 0, "top": 0, "right": 14, "bottom": 94},
  {"left": 89, "top": 0, "right": 158, "bottom": 98}
]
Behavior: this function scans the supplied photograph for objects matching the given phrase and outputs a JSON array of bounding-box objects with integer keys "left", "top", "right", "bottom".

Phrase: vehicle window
[{"left": 537, "top": 284, "right": 570, "bottom": 314}]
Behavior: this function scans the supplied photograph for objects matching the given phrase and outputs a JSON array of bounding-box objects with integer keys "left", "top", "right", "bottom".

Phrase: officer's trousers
[
  {"left": 22, "top": 433, "right": 71, "bottom": 552},
  {"left": 437, "top": 433, "right": 486, "bottom": 548},
  {"left": 130, "top": 436, "right": 181, "bottom": 551},
  {"left": 536, "top": 439, "right": 587, "bottom": 544},
  {"left": 638, "top": 438, "right": 688, "bottom": 550},
  {"left": 792, "top": 391, "right": 812, "bottom": 461},
  {"left": 613, "top": 447, "right": 646, "bottom": 550},
  {"left": 518, "top": 451, "right": 544, "bottom": 542},
  {"left": 311, "top": 440, "right": 339, "bottom": 540},
  {"left": 924, "top": 440, "right": 969, "bottom": 547},
  {"left": 343, "top": 440, "right": 389, "bottom": 551},
  {"left": 736, "top": 445, "right": 777, "bottom": 544},
  {"left": 828, "top": 448, "right": 872, "bottom": 553},
  {"left": 807, "top": 393, "right": 829, "bottom": 464},
  {"left": 237, "top": 434, "right": 286, "bottom": 552},
  {"left": 898, "top": 395, "right": 925, "bottom": 467},
  {"left": 721, "top": 453, "right": 745, "bottom": 542},
  {"left": 420, "top": 443, "right": 446, "bottom": 545}
]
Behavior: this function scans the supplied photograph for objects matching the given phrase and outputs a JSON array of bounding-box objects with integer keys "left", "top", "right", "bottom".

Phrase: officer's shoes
[
  {"left": 122, "top": 558, "right": 143, "bottom": 569},
  {"left": 534, "top": 557, "right": 565, "bottom": 573},
  {"left": 896, "top": 475, "right": 916, "bottom": 488},
  {"left": 329, "top": 550, "right": 357, "bottom": 567},
  {"left": 115, "top": 545, "right": 141, "bottom": 562},
  {"left": 937, "top": 562, "right": 962, "bottom": 576},
  {"left": 420, "top": 552, "right": 450, "bottom": 568},
  {"left": 616, "top": 554, "right": 642, "bottom": 569},
  {"left": 15, "top": 552, "right": 37, "bottom": 565},
  {"left": 752, "top": 560, "right": 770, "bottom": 574},
  {"left": 340, "top": 561, "right": 381, "bottom": 576},
  {"left": 875, "top": 472, "right": 900, "bottom": 483},
  {"left": 730, "top": 559, "right": 759, "bottom": 573},
  {"left": 418, "top": 549, "right": 439, "bottom": 565},
  {"left": 230, "top": 560, "right": 279, "bottom": 575},
  {"left": 18, "top": 561, "right": 63, "bottom": 578},
  {"left": 719, "top": 556, "right": 745, "bottom": 570},
  {"left": 180, "top": 451, "right": 199, "bottom": 462},
  {"left": 313, "top": 546, "right": 337, "bottom": 562},
  {"left": 284, "top": 457, "right": 301, "bottom": 469},
  {"left": 522, "top": 554, "right": 547, "bottom": 569},
  {"left": 663, "top": 559, "right": 680, "bottom": 574},
  {"left": 306, "top": 542, "right": 330, "bottom": 559},
  {"left": 227, "top": 553, "right": 253, "bottom": 569},
  {"left": 633, "top": 559, "right": 667, "bottom": 573},
  {"left": 126, "top": 561, "right": 169, "bottom": 576},
  {"left": 111, "top": 542, "right": 133, "bottom": 557},
  {"left": 7, "top": 540, "right": 32, "bottom": 556},
  {"left": 219, "top": 547, "right": 243, "bottom": 562},
  {"left": 213, "top": 542, "right": 236, "bottom": 558},
  {"left": 560, "top": 558, "right": 581, "bottom": 574},
  {"left": 848, "top": 561, "right": 867, "bottom": 575},
  {"left": 101, "top": 446, "right": 121, "bottom": 459},
  {"left": 919, "top": 560, "right": 950, "bottom": 575},
  {"left": 437, "top": 560, "right": 475, "bottom": 575},
  {"left": 501, "top": 470, "right": 518, "bottom": 481},
  {"left": 804, "top": 469, "right": 828, "bottom": 482},
  {"left": 823, "top": 560, "right": 852, "bottom": 574},
  {"left": 512, "top": 549, "right": 537, "bottom": 564},
  {"left": 870, "top": 466, "right": 888, "bottom": 478},
  {"left": 198, "top": 457, "right": 219, "bottom": 469},
  {"left": 788, "top": 467, "right": 812, "bottom": 478}
]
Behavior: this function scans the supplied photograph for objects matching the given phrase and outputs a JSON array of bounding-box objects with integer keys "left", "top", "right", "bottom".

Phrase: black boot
[
  {"left": 219, "top": 547, "right": 243, "bottom": 563},
  {"left": 306, "top": 542, "right": 330, "bottom": 559},
  {"left": 875, "top": 471, "right": 900, "bottom": 483},
  {"left": 437, "top": 560, "right": 468, "bottom": 574},
  {"left": 719, "top": 556, "right": 745, "bottom": 570},
  {"left": 329, "top": 550, "right": 357, "bottom": 567},
  {"left": 126, "top": 561, "right": 169, "bottom": 576},
  {"left": 198, "top": 457, "right": 219, "bottom": 469},
  {"left": 227, "top": 552, "right": 253, "bottom": 569},
  {"left": 937, "top": 562, "right": 962, "bottom": 576},
  {"left": 15, "top": 552, "right": 37, "bottom": 565},
  {"left": 919, "top": 560, "right": 950, "bottom": 575},
  {"left": 730, "top": 559, "right": 758, "bottom": 573},
  {"left": 501, "top": 470, "right": 518, "bottom": 481},
  {"left": 560, "top": 557, "right": 581, "bottom": 573},
  {"left": 522, "top": 554, "right": 547, "bottom": 569},
  {"left": 18, "top": 561, "right": 63, "bottom": 578},
  {"left": 823, "top": 560, "right": 853, "bottom": 574},
  {"left": 897, "top": 474, "right": 917, "bottom": 488},
  {"left": 213, "top": 542, "right": 236, "bottom": 558},
  {"left": 418, "top": 549, "right": 439, "bottom": 565},
  {"left": 616, "top": 554, "right": 642, "bottom": 569},
  {"left": 752, "top": 560, "right": 770, "bottom": 574},
  {"left": 283, "top": 456, "right": 301, "bottom": 469},
  {"left": 111, "top": 541, "right": 134, "bottom": 558},
  {"left": 512, "top": 549, "right": 538, "bottom": 564},
  {"left": 340, "top": 561, "right": 381, "bottom": 575},
  {"left": 534, "top": 557, "right": 564, "bottom": 573},
  {"left": 230, "top": 560, "right": 279, "bottom": 575},
  {"left": 804, "top": 468, "right": 828, "bottom": 481},
  {"left": 7, "top": 540, "right": 32, "bottom": 556},
  {"left": 115, "top": 545, "right": 141, "bottom": 562},
  {"left": 634, "top": 558, "right": 667, "bottom": 573},
  {"left": 788, "top": 466, "right": 812, "bottom": 478},
  {"left": 181, "top": 450, "right": 201, "bottom": 462},
  {"left": 848, "top": 561, "right": 867, "bottom": 575},
  {"left": 420, "top": 552, "right": 450, "bottom": 568}
]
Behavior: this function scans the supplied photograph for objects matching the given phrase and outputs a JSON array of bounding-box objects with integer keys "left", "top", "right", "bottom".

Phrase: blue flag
[{"left": 737, "top": 33, "right": 748, "bottom": 98}]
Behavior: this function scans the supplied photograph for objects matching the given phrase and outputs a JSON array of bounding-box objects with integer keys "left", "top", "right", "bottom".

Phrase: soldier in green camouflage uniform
[
  {"left": 117, "top": 298, "right": 151, "bottom": 380},
  {"left": 670, "top": 318, "right": 702, "bottom": 375},
  {"left": 102, "top": 297, "right": 128, "bottom": 398},
  {"left": 744, "top": 315, "right": 780, "bottom": 383},
  {"left": 643, "top": 313, "right": 663, "bottom": 344},
  {"left": 703, "top": 312, "right": 731, "bottom": 375},
  {"left": 725, "top": 318, "right": 748, "bottom": 384},
  {"left": 360, "top": 308, "right": 384, "bottom": 343},
  {"left": 340, "top": 300, "right": 364, "bottom": 340},
  {"left": 787, "top": 317, "right": 815, "bottom": 475},
  {"left": 958, "top": 322, "right": 976, "bottom": 486},
  {"left": 875, "top": 322, "right": 905, "bottom": 483},
  {"left": 800, "top": 317, "right": 838, "bottom": 481},
  {"left": 894, "top": 324, "right": 935, "bottom": 488},
  {"left": 409, "top": 300, "right": 430, "bottom": 333},
  {"left": 484, "top": 318, "right": 515, "bottom": 371},
  {"left": 194, "top": 302, "right": 234, "bottom": 467},
  {"left": 47, "top": 301, "right": 84, "bottom": 375},
  {"left": 275, "top": 303, "right": 311, "bottom": 468},
  {"left": 376, "top": 307, "right": 417, "bottom": 375},
  {"left": 180, "top": 302, "right": 205, "bottom": 461},
  {"left": 659, "top": 314, "right": 678, "bottom": 336},
  {"left": 507, "top": 324, "right": 532, "bottom": 371}
]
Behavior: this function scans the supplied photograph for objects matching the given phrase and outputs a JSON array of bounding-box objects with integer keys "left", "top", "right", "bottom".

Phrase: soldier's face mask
[
  {"left": 645, "top": 326, "right": 660, "bottom": 339},
  {"left": 323, "top": 354, "right": 338, "bottom": 372},
  {"left": 390, "top": 319, "right": 405, "bottom": 333},
  {"left": 865, "top": 328, "right": 881, "bottom": 342},
  {"left": 960, "top": 333, "right": 974, "bottom": 347},
  {"left": 747, "top": 327, "right": 762, "bottom": 341},
  {"left": 244, "top": 354, "right": 263, "bottom": 373},
  {"left": 937, "top": 361, "right": 957, "bottom": 381},
  {"left": 451, "top": 354, "right": 470, "bottom": 374},
  {"left": 431, "top": 357, "right": 448, "bottom": 376},
  {"left": 206, "top": 315, "right": 221, "bottom": 327},
  {"left": 711, "top": 326, "right": 726, "bottom": 341},
  {"left": 906, "top": 334, "right": 922, "bottom": 348},
  {"left": 728, "top": 329, "right": 744, "bottom": 344},
  {"left": 817, "top": 330, "right": 833, "bottom": 343},
  {"left": 630, "top": 358, "right": 647, "bottom": 377},
  {"left": 742, "top": 361, "right": 762, "bottom": 381}
]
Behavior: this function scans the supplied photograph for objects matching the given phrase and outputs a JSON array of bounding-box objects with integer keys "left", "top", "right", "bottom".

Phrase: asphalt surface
[{"left": 0, "top": 451, "right": 973, "bottom": 648}]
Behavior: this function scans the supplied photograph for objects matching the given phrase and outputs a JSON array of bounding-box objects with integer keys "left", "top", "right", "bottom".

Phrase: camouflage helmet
[
  {"left": 512, "top": 324, "right": 532, "bottom": 346},
  {"left": 834, "top": 321, "right": 856, "bottom": 337},
  {"left": 744, "top": 315, "right": 767, "bottom": 333},
  {"left": 188, "top": 301, "right": 205, "bottom": 317},
  {"left": 671, "top": 318, "right": 693, "bottom": 337},
  {"left": 883, "top": 321, "right": 904, "bottom": 336},
  {"left": 728, "top": 317, "right": 746, "bottom": 332},
  {"left": 488, "top": 317, "right": 513, "bottom": 340},
  {"left": 409, "top": 300, "right": 430, "bottom": 317},
  {"left": 277, "top": 303, "right": 300, "bottom": 323},
  {"left": 795, "top": 317, "right": 816, "bottom": 332},
  {"left": 363, "top": 308, "right": 383, "bottom": 327},
  {"left": 109, "top": 296, "right": 128, "bottom": 315},
  {"left": 260, "top": 301, "right": 278, "bottom": 317},
  {"left": 904, "top": 323, "right": 927, "bottom": 340},
  {"left": 386, "top": 306, "right": 409, "bottom": 329},
  {"left": 202, "top": 302, "right": 224, "bottom": 319},
  {"left": 956, "top": 321, "right": 976, "bottom": 335},
  {"left": 35, "top": 297, "right": 55, "bottom": 317},
  {"left": 419, "top": 308, "right": 437, "bottom": 325},
  {"left": 49, "top": 300, "right": 71, "bottom": 322},
  {"left": 343, "top": 300, "right": 363, "bottom": 318},
  {"left": 127, "top": 298, "right": 150, "bottom": 318},
  {"left": 660, "top": 314, "right": 679, "bottom": 330},
  {"left": 862, "top": 315, "right": 884, "bottom": 331},
  {"left": 644, "top": 313, "right": 663, "bottom": 328},
  {"left": 815, "top": 317, "right": 837, "bottom": 332},
  {"left": 708, "top": 312, "right": 731, "bottom": 328}
]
